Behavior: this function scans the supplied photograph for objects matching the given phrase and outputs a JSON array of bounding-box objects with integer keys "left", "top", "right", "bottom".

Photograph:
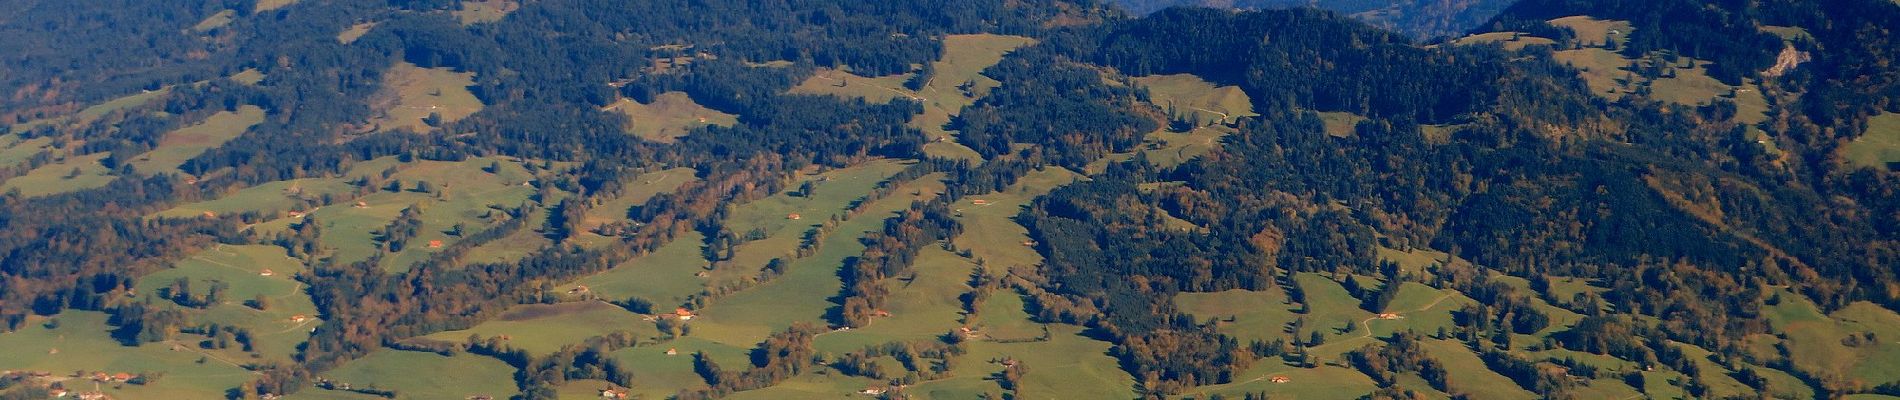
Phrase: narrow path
[{"left": 1310, "top": 292, "right": 1455, "bottom": 354}]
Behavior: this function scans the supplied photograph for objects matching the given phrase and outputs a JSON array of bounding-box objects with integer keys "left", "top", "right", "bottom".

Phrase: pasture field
[
  {"left": 1763, "top": 288, "right": 1900, "bottom": 385},
  {"left": 789, "top": 68, "right": 916, "bottom": 104},
  {"left": 296, "top": 350, "right": 518, "bottom": 400},
  {"left": 0, "top": 152, "right": 114, "bottom": 198},
  {"left": 1086, "top": 125, "right": 1235, "bottom": 173},
  {"left": 1553, "top": 48, "right": 1634, "bottom": 99},
  {"left": 1548, "top": 16, "right": 1632, "bottom": 47},
  {"left": 231, "top": 68, "right": 267, "bottom": 85},
  {"left": 722, "top": 372, "right": 883, "bottom": 400},
  {"left": 1448, "top": 31, "right": 1556, "bottom": 51},
  {"left": 420, "top": 301, "right": 659, "bottom": 356},
  {"left": 133, "top": 244, "right": 320, "bottom": 362},
  {"left": 1318, "top": 111, "right": 1367, "bottom": 138},
  {"left": 1547, "top": 277, "right": 1605, "bottom": 309},
  {"left": 687, "top": 173, "right": 944, "bottom": 349},
  {"left": 1419, "top": 339, "right": 1538, "bottom": 399},
  {"left": 708, "top": 160, "right": 912, "bottom": 285},
  {"left": 1761, "top": 25, "right": 1813, "bottom": 41},
  {"left": 193, "top": 9, "right": 237, "bottom": 32},
  {"left": 969, "top": 289, "right": 1045, "bottom": 342},
  {"left": 611, "top": 336, "right": 750, "bottom": 399},
  {"left": 454, "top": 0, "right": 519, "bottom": 25},
  {"left": 1366, "top": 283, "right": 1469, "bottom": 338},
  {"left": 553, "top": 379, "right": 624, "bottom": 400},
  {"left": 565, "top": 232, "right": 710, "bottom": 307},
  {"left": 1292, "top": 273, "right": 1376, "bottom": 358},
  {"left": 370, "top": 62, "right": 482, "bottom": 134},
  {"left": 812, "top": 246, "right": 975, "bottom": 353},
  {"left": 338, "top": 22, "right": 376, "bottom": 44},
  {"left": 607, "top": 92, "right": 736, "bottom": 143},
  {"left": 961, "top": 324, "right": 1138, "bottom": 400},
  {"left": 1178, "top": 362, "right": 1377, "bottom": 400},
  {"left": 1376, "top": 245, "right": 1457, "bottom": 276},
  {"left": 1175, "top": 289, "right": 1300, "bottom": 345},
  {"left": 128, "top": 105, "right": 265, "bottom": 175},
  {"left": 0, "top": 135, "right": 53, "bottom": 166},
  {"left": 245, "top": 156, "right": 537, "bottom": 270},
  {"left": 1844, "top": 112, "right": 1900, "bottom": 170},
  {"left": 953, "top": 167, "right": 1082, "bottom": 273},
  {"left": 12, "top": 86, "right": 175, "bottom": 133},
  {"left": 154, "top": 178, "right": 356, "bottom": 219},
  {"left": 1671, "top": 341, "right": 1757, "bottom": 398},
  {"left": 255, "top": 0, "right": 299, "bottom": 12},
  {"left": 0, "top": 311, "right": 254, "bottom": 399},
  {"left": 577, "top": 167, "right": 697, "bottom": 236},
  {"left": 791, "top": 34, "right": 1034, "bottom": 161},
  {"left": 1131, "top": 73, "right": 1256, "bottom": 125}
]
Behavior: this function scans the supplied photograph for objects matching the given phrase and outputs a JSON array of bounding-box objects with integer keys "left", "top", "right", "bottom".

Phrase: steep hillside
[{"left": 0, "top": 0, "right": 1898, "bottom": 399}]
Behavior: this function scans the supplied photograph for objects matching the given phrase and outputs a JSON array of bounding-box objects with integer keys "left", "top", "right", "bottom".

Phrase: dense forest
[{"left": 0, "top": 0, "right": 1898, "bottom": 398}]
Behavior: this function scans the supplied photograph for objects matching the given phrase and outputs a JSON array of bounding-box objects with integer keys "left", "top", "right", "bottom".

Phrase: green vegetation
[
  {"left": 244, "top": 156, "right": 537, "bottom": 270},
  {"left": 1844, "top": 113, "right": 1900, "bottom": 170},
  {"left": 1417, "top": 339, "right": 1537, "bottom": 399},
  {"left": 231, "top": 69, "right": 267, "bottom": 85},
  {"left": 611, "top": 336, "right": 748, "bottom": 399},
  {"left": 953, "top": 167, "right": 1081, "bottom": 272},
  {"left": 0, "top": 152, "right": 114, "bottom": 197},
  {"left": 791, "top": 34, "right": 1035, "bottom": 161},
  {"left": 255, "top": 0, "right": 299, "bottom": 12},
  {"left": 370, "top": 62, "right": 482, "bottom": 134},
  {"left": 192, "top": 10, "right": 237, "bottom": 32},
  {"left": 420, "top": 302, "right": 658, "bottom": 356},
  {"left": 1131, "top": 73, "right": 1256, "bottom": 125},
  {"left": 1449, "top": 31, "right": 1556, "bottom": 51},
  {"left": 0, "top": 311, "right": 253, "bottom": 399},
  {"left": 566, "top": 232, "right": 710, "bottom": 308},
  {"left": 129, "top": 105, "right": 266, "bottom": 175},
  {"left": 454, "top": 0, "right": 519, "bottom": 25},
  {"left": 608, "top": 92, "right": 736, "bottom": 142},
  {"left": 337, "top": 22, "right": 376, "bottom": 44},
  {"left": 689, "top": 166, "right": 940, "bottom": 348},
  {"left": 302, "top": 350, "right": 519, "bottom": 399},
  {"left": 1317, "top": 111, "right": 1366, "bottom": 138},
  {"left": 812, "top": 246, "right": 974, "bottom": 352},
  {"left": 0, "top": 135, "right": 53, "bottom": 166},
  {"left": 133, "top": 244, "right": 321, "bottom": 362},
  {"left": 1763, "top": 289, "right": 1900, "bottom": 386},
  {"left": 1175, "top": 289, "right": 1298, "bottom": 344},
  {"left": 1548, "top": 16, "right": 1631, "bottom": 47}
]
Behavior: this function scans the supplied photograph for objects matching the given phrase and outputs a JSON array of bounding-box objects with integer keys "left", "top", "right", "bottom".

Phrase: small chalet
[
  {"left": 1269, "top": 376, "right": 1291, "bottom": 384},
  {"left": 787, "top": 213, "right": 802, "bottom": 220}
]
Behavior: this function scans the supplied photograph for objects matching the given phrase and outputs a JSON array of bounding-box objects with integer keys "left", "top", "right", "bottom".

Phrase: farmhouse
[
  {"left": 787, "top": 213, "right": 801, "bottom": 220},
  {"left": 1269, "top": 376, "right": 1291, "bottom": 384},
  {"left": 428, "top": 240, "right": 445, "bottom": 248},
  {"left": 259, "top": 268, "right": 274, "bottom": 277},
  {"left": 1376, "top": 313, "right": 1402, "bottom": 320},
  {"left": 670, "top": 307, "right": 694, "bottom": 320},
  {"left": 665, "top": 348, "right": 678, "bottom": 356},
  {"left": 970, "top": 199, "right": 989, "bottom": 205}
]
